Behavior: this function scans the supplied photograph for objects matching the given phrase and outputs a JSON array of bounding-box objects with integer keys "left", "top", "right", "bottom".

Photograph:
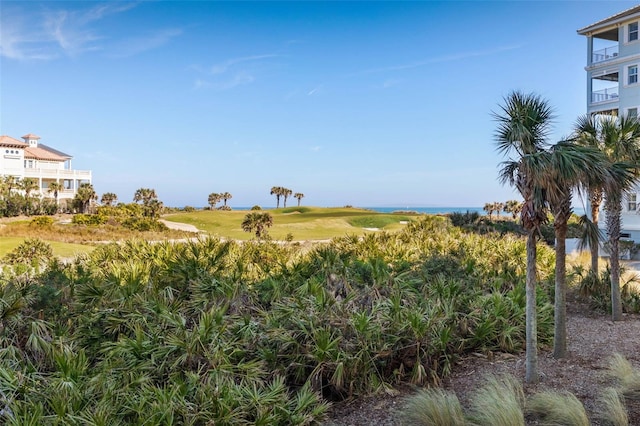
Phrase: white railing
[
  {"left": 24, "top": 168, "right": 92, "bottom": 180},
  {"left": 591, "top": 87, "right": 619, "bottom": 103},
  {"left": 593, "top": 45, "right": 619, "bottom": 63}
]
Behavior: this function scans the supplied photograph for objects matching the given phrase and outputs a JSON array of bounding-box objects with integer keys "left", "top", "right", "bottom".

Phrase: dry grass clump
[
  {"left": 526, "top": 391, "right": 589, "bottom": 426},
  {"left": 400, "top": 388, "right": 465, "bottom": 426},
  {"left": 597, "top": 387, "right": 628, "bottom": 426},
  {"left": 607, "top": 353, "right": 640, "bottom": 400},
  {"left": 0, "top": 220, "right": 189, "bottom": 244},
  {"left": 467, "top": 374, "right": 525, "bottom": 426}
]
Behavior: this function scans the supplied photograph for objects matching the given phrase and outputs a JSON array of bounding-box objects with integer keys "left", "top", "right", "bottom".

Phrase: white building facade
[
  {"left": 0, "top": 133, "right": 92, "bottom": 201},
  {"left": 579, "top": 6, "right": 640, "bottom": 246}
]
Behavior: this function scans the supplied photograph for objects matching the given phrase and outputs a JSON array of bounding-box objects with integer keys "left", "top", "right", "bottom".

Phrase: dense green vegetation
[{"left": 0, "top": 216, "right": 557, "bottom": 424}]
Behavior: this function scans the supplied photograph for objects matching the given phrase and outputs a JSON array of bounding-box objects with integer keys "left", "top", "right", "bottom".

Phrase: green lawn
[
  {"left": 164, "top": 207, "right": 418, "bottom": 240},
  {"left": 0, "top": 237, "right": 94, "bottom": 259}
]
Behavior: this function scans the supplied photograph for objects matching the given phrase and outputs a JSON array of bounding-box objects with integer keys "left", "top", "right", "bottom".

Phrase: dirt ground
[{"left": 323, "top": 294, "right": 640, "bottom": 425}]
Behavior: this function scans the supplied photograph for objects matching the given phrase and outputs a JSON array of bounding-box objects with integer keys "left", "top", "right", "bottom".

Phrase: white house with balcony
[
  {"left": 0, "top": 133, "right": 92, "bottom": 201},
  {"left": 579, "top": 5, "right": 640, "bottom": 251}
]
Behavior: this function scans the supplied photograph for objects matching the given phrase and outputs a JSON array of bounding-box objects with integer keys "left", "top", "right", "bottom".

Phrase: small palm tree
[
  {"left": 133, "top": 188, "right": 157, "bottom": 205},
  {"left": 282, "top": 188, "right": 293, "bottom": 208},
  {"left": 294, "top": 192, "right": 305, "bottom": 207},
  {"left": 47, "top": 182, "right": 64, "bottom": 210},
  {"left": 208, "top": 192, "right": 222, "bottom": 209},
  {"left": 241, "top": 212, "right": 273, "bottom": 239},
  {"left": 21, "top": 178, "right": 39, "bottom": 216},
  {"left": 75, "top": 183, "right": 97, "bottom": 214},
  {"left": 100, "top": 192, "right": 118, "bottom": 206},
  {"left": 483, "top": 202, "right": 494, "bottom": 219},
  {"left": 270, "top": 186, "right": 283, "bottom": 208},
  {"left": 222, "top": 192, "right": 232, "bottom": 207},
  {"left": 504, "top": 200, "right": 522, "bottom": 220}
]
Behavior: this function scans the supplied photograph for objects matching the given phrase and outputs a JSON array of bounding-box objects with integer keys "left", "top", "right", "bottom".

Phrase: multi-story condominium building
[
  {"left": 579, "top": 5, "right": 640, "bottom": 248},
  {"left": 0, "top": 133, "right": 92, "bottom": 201}
]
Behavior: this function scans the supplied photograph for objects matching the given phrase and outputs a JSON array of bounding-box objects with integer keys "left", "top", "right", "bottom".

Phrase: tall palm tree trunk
[
  {"left": 590, "top": 189, "right": 603, "bottom": 273},
  {"left": 605, "top": 192, "right": 624, "bottom": 321},
  {"left": 525, "top": 230, "right": 539, "bottom": 383},
  {"left": 552, "top": 195, "right": 571, "bottom": 358}
]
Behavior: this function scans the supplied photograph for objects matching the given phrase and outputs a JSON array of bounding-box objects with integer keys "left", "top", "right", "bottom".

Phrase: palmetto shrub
[{"left": 0, "top": 216, "right": 556, "bottom": 423}]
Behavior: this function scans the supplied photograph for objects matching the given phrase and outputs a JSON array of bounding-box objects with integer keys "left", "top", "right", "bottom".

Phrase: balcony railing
[
  {"left": 593, "top": 46, "right": 619, "bottom": 63},
  {"left": 23, "top": 168, "right": 92, "bottom": 180},
  {"left": 591, "top": 87, "right": 619, "bottom": 103}
]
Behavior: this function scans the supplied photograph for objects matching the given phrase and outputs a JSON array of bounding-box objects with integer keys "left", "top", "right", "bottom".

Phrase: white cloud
[
  {"left": 194, "top": 72, "right": 255, "bottom": 91},
  {"left": 193, "top": 54, "right": 279, "bottom": 90},
  {"left": 110, "top": 28, "right": 183, "bottom": 58},
  {"left": 0, "top": 2, "right": 164, "bottom": 60},
  {"left": 307, "top": 85, "right": 323, "bottom": 96},
  {"left": 354, "top": 45, "right": 522, "bottom": 75},
  {"left": 210, "top": 54, "right": 280, "bottom": 75}
]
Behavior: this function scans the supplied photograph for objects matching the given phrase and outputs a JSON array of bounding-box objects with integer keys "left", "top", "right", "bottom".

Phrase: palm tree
[
  {"left": 75, "top": 183, "right": 97, "bottom": 214},
  {"left": 542, "top": 141, "right": 609, "bottom": 358},
  {"left": 48, "top": 182, "right": 64, "bottom": 206},
  {"left": 294, "top": 192, "right": 305, "bottom": 207},
  {"left": 208, "top": 192, "right": 222, "bottom": 209},
  {"left": 222, "top": 192, "right": 232, "bottom": 207},
  {"left": 100, "top": 192, "right": 118, "bottom": 206},
  {"left": 21, "top": 178, "right": 39, "bottom": 216},
  {"left": 493, "top": 201, "right": 504, "bottom": 218},
  {"left": 241, "top": 212, "right": 273, "bottom": 239},
  {"left": 574, "top": 114, "right": 640, "bottom": 321},
  {"left": 282, "top": 188, "right": 293, "bottom": 208},
  {"left": 483, "top": 202, "right": 494, "bottom": 219},
  {"left": 134, "top": 188, "right": 160, "bottom": 217},
  {"left": 495, "top": 91, "right": 554, "bottom": 383},
  {"left": 270, "top": 187, "right": 283, "bottom": 208},
  {"left": 503, "top": 199, "right": 522, "bottom": 220},
  {"left": 134, "top": 188, "right": 157, "bottom": 205}
]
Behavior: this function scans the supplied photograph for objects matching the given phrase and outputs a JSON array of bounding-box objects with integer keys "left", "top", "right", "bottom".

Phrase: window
[
  {"left": 629, "top": 107, "right": 638, "bottom": 119},
  {"left": 629, "top": 65, "right": 638, "bottom": 84},
  {"left": 630, "top": 22, "right": 639, "bottom": 42},
  {"left": 629, "top": 193, "right": 637, "bottom": 211}
]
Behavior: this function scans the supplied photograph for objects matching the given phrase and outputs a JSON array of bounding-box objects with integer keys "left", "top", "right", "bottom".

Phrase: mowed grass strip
[
  {"left": 0, "top": 237, "right": 94, "bottom": 258},
  {"left": 165, "top": 207, "right": 417, "bottom": 240}
]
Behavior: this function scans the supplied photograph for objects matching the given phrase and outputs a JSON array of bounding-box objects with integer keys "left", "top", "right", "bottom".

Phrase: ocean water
[
  {"left": 365, "top": 207, "right": 485, "bottom": 215},
  {"left": 234, "top": 206, "right": 588, "bottom": 216}
]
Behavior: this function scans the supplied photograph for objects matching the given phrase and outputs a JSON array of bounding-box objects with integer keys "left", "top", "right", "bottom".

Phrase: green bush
[
  {"left": 30, "top": 216, "right": 54, "bottom": 227},
  {"left": 448, "top": 211, "right": 481, "bottom": 226},
  {"left": 251, "top": 205, "right": 262, "bottom": 210},
  {"left": 3, "top": 238, "right": 53, "bottom": 266},
  {"left": 72, "top": 213, "right": 107, "bottom": 225}
]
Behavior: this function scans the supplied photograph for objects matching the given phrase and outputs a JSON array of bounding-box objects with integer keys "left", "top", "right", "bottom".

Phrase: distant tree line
[{"left": 483, "top": 200, "right": 523, "bottom": 220}]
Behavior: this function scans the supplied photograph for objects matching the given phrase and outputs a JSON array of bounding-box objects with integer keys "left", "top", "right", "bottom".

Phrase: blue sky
[{"left": 0, "top": 1, "right": 636, "bottom": 208}]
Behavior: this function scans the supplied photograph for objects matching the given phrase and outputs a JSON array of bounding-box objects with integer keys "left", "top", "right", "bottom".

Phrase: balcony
[
  {"left": 591, "top": 87, "right": 619, "bottom": 103},
  {"left": 23, "top": 168, "right": 92, "bottom": 180},
  {"left": 592, "top": 45, "right": 619, "bottom": 64}
]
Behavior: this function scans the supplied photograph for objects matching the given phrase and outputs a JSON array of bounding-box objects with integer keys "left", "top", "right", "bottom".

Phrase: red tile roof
[
  {"left": 21, "top": 133, "right": 40, "bottom": 140},
  {"left": 0, "top": 135, "right": 28, "bottom": 148},
  {"left": 24, "top": 146, "right": 66, "bottom": 161}
]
